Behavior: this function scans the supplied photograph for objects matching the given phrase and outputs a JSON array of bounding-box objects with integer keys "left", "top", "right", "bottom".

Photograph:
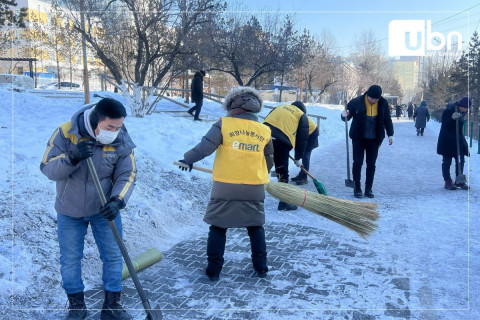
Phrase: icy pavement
[
  {"left": 85, "top": 120, "right": 480, "bottom": 320},
  {"left": 7, "top": 119, "right": 480, "bottom": 320}
]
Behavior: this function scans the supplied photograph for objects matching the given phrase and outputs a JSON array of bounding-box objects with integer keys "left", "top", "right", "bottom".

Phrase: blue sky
[{"left": 236, "top": 0, "right": 480, "bottom": 56}]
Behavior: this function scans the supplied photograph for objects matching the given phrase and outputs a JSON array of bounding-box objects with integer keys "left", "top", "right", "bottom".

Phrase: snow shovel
[
  {"left": 86, "top": 157, "right": 163, "bottom": 320},
  {"left": 343, "top": 107, "right": 354, "bottom": 188},
  {"left": 288, "top": 155, "right": 328, "bottom": 195},
  {"left": 454, "top": 106, "right": 466, "bottom": 184}
]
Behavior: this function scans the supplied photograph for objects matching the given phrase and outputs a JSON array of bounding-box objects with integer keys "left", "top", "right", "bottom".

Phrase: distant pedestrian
[
  {"left": 413, "top": 101, "right": 430, "bottom": 136},
  {"left": 179, "top": 87, "right": 274, "bottom": 281},
  {"left": 188, "top": 70, "right": 206, "bottom": 121},
  {"left": 40, "top": 98, "right": 136, "bottom": 320},
  {"left": 395, "top": 104, "right": 402, "bottom": 120},
  {"left": 264, "top": 101, "right": 309, "bottom": 210},
  {"left": 341, "top": 85, "right": 394, "bottom": 198},
  {"left": 407, "top": 102, "right": 414, "bottom": 120},
  {"left": 290, "top": 102, "right": 319, "bottom": 186},
  {"left": 436, "top": 97, "right": 471, "bottom": 190}
]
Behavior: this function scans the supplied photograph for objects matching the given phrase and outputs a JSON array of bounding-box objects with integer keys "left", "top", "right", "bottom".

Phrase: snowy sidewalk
[
  {"left": 81, "top": 120, "right": 479, "bottom": 320},
  {"left": 9, "top": 117, "right": 479, "bottom": 320}
]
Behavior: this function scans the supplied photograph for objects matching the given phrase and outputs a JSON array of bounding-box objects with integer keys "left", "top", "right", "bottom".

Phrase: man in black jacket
[
  {"left": 264, "top": 101, "right": 309, "bottom": 210},
  {"left": 341, "top": 85, "right": 394, "bottom": 198},
  {"left": 188, "top": 70, "right": 206, "bottom": 121},
  {"left": 436, "top": 97, "right": 471, "bottom": 190}
]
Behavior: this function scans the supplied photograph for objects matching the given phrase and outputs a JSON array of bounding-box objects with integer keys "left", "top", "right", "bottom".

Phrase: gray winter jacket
[
  {"left": 40, "top": 105, "right": 136, "bottom": 218},
  {"left": 183, "top": 113, "right": 274, "bottom": 228}
]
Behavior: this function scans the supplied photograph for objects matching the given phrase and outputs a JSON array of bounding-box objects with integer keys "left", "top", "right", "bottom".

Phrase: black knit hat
[
  {"left": 291, "top": 101, "right": 306, "bottom": 113},
  {"left": 458, "top": 97, "right": 472, "bottom": 109},
  {"left": 420, "top": 101, "right": 427, "bottom": 107},
  {"left": 366, "top": 85, "right": 382, "bottom": 99},
  {"left": 200, "top": 70, "right": 206, "bottom": 77}
]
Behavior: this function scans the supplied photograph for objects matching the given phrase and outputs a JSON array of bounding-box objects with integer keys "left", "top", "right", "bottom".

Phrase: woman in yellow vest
[
  {"left": 178, "top": 87, "right": 274, "bottom": 281},
  {"left": 263, "top": 101, "right": 309, "bottom": 211}
]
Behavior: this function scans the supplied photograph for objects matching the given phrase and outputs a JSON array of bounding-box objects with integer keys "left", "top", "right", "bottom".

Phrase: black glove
[
  {"left": 100, "top": 197, "right": 124, "bottom": 221},
  {"left": 69, "top": 140, "right": 94, "bottom": 165},
  {"left": 178, "top": 159, "right": 193, "bottom": 172}
]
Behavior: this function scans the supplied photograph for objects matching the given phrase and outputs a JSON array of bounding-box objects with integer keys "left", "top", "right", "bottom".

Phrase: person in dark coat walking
[
  {"left": 436, "top": 97, "right": 471, "bottom": 190},
  {"left": 290, "top": 102, "right": 319, "bottom": 185},
  {"left": 407, "top": 102, "right": 414, "bottom": 120},
  {"left": 341, "top": 85, "right": 394, "bottom": 198},
  {"left": 188, "top": 70, "right": 206, "bottom": 121},
  {"left": 413, "top": 101, "right": 430, "bottom": 136},
  {"left": 395, "top": 104, "right": 402, "bottom": 120},
  {"left": 179, "top": 87, "right": 274, "bottom": 281},
  {"left": 264, "top": 101, "right": 309, "bottom": 210}
]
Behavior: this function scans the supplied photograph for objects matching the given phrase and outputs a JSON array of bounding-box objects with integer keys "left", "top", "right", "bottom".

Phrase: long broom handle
[
  {"left": 174, "top": 161, "right": 213, "bottom": 173},
  {"left": 344, "top": 106, "right": 351, "bottom": 180},
  {"left": 86, "top": 158, "right": 156, "bottom": 317},
  {"left": 288, "top": 155, "right": 316, "bottom": 180},
  {"left": 455, "top": 105, "right": 462, "bottom": 177}
]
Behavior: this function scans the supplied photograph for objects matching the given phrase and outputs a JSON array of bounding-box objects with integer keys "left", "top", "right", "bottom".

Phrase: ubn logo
[{"left": 388, "top": 20, "right": 462, "bottom": 56}]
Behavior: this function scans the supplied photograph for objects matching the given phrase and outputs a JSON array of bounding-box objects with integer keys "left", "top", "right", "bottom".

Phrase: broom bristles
[{"left": 265, "top": 182, "right": 379, "bottom": 238}]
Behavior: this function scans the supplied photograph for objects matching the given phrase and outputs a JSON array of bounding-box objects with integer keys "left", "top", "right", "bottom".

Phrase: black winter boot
[
  {"left": 454, "top": 182, "right": 469, "bottom": 190},
  {"left": 354, "top": 181, "right": 363, "bottom": 198},
  {"left": 278, "top": 201, "right": 298, "bottom": 211},
  {"left": 290, "top": 174, "right": 302, "bottom": 182},
  {"left": 193, "top": 117, "right": 202, "bottom": 121},
  {"left": 364, "top": 185, "right": 374, "bottom": 198},
  {"left": 100, "top": 291, "right": 132, "bottom": 320},
  {"left": 444, "top": 180, "right": 457, "bottom": 190},
  {"left": 187, "top": 108, "right": 194, "bottom": 116},
  {"left": 66, "top": 292, "right": 87, "bottom": 320}
]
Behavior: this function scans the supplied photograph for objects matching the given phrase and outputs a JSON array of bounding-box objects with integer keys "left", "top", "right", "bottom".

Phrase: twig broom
[{"left": 174, "top": 161, "right": 379, "bottom": 238}]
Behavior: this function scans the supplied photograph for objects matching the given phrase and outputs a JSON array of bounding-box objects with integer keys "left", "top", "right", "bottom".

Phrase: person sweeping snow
[
  {"left": 263, "top": 101, "right": 309, "bottom": 210},
  {"left": 178, "top": 87, "right": 274, "bottom": 281},
  {"left": 436, "top": 97, "right": 471, "bottom": 190},
  {"left": 40, "top": 98, "right": 136, "bottom": 320}
]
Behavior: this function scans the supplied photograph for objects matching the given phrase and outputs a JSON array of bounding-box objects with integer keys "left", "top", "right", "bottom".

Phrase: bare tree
[
  {"left": 273, "top": 15, "right": 299, "bottom": 101},
  {"left": 418, "top": 48, "right": 461, "bottom": 107},
  {"left": 301, "top": 29, "right": 340, "bottom": 102},
  {"left": 349, "top": 30, "right": 386, "bottom": 94},
  {"left": 20, "top": 10, "right": 48, "bottom": 81},
  {"left": 349, "top": 29, "right": 403, "bottom": 100},
  {"left": 0, "top": 0, "right": 26, "bottom": 55},
  {"left": 202, "top": 9, "right": 279, "bottom": 87},
  {"left": 44, "top": 0, "right": 66, "bottom": 88},
  {"left": 60, "top": 0, "right": 222, "bottom": 115}
]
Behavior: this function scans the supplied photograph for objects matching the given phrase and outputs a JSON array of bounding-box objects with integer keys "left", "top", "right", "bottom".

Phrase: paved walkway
[
  {"left": 22, "top": 119, "right": 477, "bottom": 320},
  {"left": 85, "top": 222, "right": 411, "bottom": 320}
]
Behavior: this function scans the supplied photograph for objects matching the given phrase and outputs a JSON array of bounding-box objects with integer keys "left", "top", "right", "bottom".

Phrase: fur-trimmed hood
[{"left": 223, "top": 87, "right": 263, "bottom": 113}]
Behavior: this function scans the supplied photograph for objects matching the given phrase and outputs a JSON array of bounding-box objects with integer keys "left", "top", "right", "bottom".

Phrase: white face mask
[{"left": 96, "top": 129, "right": 119, "bottom": 145}]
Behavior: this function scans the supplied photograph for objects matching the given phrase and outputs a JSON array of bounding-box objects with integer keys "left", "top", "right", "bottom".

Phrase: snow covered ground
[{"left": 0, "top": 87, "right": 479, "bottom": 319}]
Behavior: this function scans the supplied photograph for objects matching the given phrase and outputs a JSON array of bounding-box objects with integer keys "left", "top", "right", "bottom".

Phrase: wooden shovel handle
[{"left": 174, "top": 161, "right": 213, "bottom": 173}]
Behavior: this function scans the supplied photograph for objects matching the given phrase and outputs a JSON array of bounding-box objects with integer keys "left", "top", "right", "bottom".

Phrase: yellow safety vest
[
  {"left": 307, "top": 117, "right": 317, "bottom": 135},
  {"left": 213, "top": 117, "right": 271, "bottom": 184},
  {"left": 263, "top": 105, "right": 303, "bottom": 147}
]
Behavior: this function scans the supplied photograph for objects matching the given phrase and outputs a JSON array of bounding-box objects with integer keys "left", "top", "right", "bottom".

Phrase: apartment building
[
  {"left": 1, "top": 0, "right": 101, "bottom": 87},
  {"left": 392, "top": 56, "right": 420, "bottom": 103}
]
